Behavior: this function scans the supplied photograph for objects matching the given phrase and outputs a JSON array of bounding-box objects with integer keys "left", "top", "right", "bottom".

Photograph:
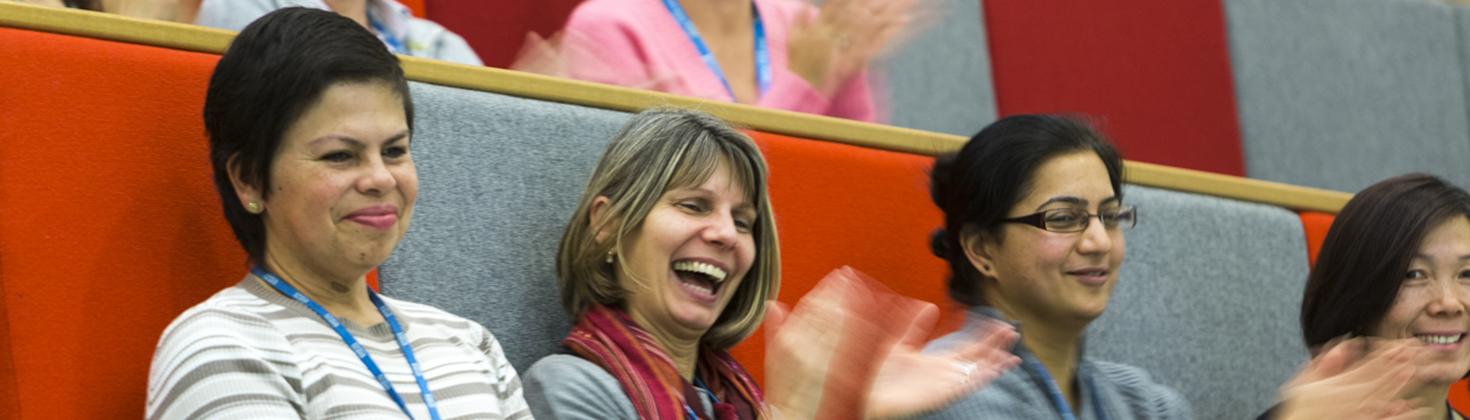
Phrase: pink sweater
[{"left": 562, "top": 0, "right": 877, "bottom": 122}]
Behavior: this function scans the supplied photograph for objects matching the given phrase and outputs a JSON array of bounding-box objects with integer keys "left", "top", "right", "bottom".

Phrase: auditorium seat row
[{"left": 0, "top": 4, "right": 1453, "bottom": 420}]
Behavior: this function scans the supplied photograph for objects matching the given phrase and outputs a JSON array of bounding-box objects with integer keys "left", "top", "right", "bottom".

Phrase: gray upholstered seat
[
  {"left": 380, "top": 82, "right": 630, "bottom": 370},
  {"left": 1091, "top": 185, "right": 1309, "bottom": 419}
]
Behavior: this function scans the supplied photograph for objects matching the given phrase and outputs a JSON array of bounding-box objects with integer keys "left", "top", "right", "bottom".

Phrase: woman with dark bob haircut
[
  {"left": 1262, "top": 174, "right": 1470, "bottom": 419},
  {"left": 146, "top": 8, "right": 529, "bottom": 419},
  {"left": 921, "top": 114, "right": 1191, "bottom": 418}
]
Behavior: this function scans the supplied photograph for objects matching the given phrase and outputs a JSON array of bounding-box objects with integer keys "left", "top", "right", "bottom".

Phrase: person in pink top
[{"left": 550, "top": 0, "right": 916, "bottom": 122}]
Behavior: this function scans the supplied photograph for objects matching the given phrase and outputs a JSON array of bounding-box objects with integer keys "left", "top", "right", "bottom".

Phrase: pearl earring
[{"left": 246, "top": 201, "right": 262, "bottom": 214}]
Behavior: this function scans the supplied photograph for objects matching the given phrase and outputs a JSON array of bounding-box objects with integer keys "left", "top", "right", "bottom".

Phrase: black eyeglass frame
[{"left": 999, "top": 206, "right": 1137, "bottom": 233}]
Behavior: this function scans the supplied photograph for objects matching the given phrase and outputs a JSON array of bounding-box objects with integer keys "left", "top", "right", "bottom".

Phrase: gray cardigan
[
  {"left": 919, "top": 307, "right": 1193, "bottom": 420},
  {"left": 523, "top": 354, "right": 719, "bottom": 419}
]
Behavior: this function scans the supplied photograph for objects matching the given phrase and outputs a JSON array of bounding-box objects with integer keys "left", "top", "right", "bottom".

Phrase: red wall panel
[
  {"left": 426, "top": 0, "right": 583, "bottom": 69},
  {"left": 984, "top": 1, "right": 1245, "bottom": 175}
]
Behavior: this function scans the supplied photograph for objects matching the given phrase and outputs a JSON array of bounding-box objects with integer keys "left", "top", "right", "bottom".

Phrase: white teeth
[
  {"left": 673, "top": 261, "right": 728, "bottom": 283},
  {"left": 680, "top": 280, "right": 714, "bottom": 296},
  {"left": 1416, "top": 334, "right": 1464, "bottom": 345}
]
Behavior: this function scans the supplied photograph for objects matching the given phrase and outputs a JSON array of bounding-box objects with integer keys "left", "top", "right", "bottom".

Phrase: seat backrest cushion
[
  {"left": 379, "top": 82, "right": 629, "bottom": 370},
  {"left": 1089, "top": 185, "right": 1310, "bottom": 419},
  {"left": 0, "top": 27, "right": 243, "bottom": 419}
]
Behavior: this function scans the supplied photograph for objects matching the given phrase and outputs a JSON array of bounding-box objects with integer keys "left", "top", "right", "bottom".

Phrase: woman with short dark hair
[
  {"left": 922, "top": 114, "right": 1191, "bottom": 419},
  {"left": 1265, "top": 174, "right": 1470, "bottom": 419},
  {"left": 146, "top": 8, "right": 527, "bottom": 419}
]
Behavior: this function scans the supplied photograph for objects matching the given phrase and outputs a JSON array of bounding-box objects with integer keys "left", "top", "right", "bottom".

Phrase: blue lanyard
[
  {"left": 1021, "top": 357, "right": 1107, "bottom": 420},
  {"left": 252, "top": 267, "right": 441, "bottom": 420},
  {"left": 661, "top": 0, "right": 772, "bottom": 101},
  {"left": 368, "top": 14, "right": 406, "bottom": 54},
  {"left": 682, "top": 376, "right": 721, "bottom": 419}
]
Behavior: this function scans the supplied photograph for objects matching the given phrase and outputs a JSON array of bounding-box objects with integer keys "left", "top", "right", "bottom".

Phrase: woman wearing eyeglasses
[{"left": 920, "top": 114, "right": 1191, "bottom": 419}]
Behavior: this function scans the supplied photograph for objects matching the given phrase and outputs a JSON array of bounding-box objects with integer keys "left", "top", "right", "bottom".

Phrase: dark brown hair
[
  {"left": 929, "top": 114, "right": 1123, "bottom": 306},
  {"left": 205, "top": 8, "right": 412, "bottom": 264},
  {"left": 1300, "top": 173, "right": 1470, "bottom": 348}
]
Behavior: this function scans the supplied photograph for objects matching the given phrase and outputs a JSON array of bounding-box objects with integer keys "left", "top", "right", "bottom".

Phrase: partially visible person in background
[
  {"left": 1261, "top": 173, "right": 1470, "bottom": 420},
  {"left": 529, "top": 0, "right": 920, "bottom": 123},
  {"left": 10, "top": 0, "right": 198, "bottom": 22},
  {"left": 194, "top": 0, "right": 482, "bottom": 66}
]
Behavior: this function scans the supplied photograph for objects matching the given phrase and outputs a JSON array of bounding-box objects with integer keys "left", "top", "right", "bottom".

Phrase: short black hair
[
  {"left": 205, "top": 7, "right": 413, "bottom": 264},
  {"left": 1300, "top": 174, "right": 1470, "bottom": 349},
  {"left": 929, "top": 114, "right": 1123, "bottom": 306}
]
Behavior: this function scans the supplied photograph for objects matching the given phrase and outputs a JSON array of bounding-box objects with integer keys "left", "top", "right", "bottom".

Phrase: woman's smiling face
[
  {"left": 1368, "top": 216, "right": 1470, "bottom": 385},
  {"left": 617, "top": 160, "right": 757, "bottom": 338},
  {"left": 243, "top": 81, "right": 416, "bottom": 280},
  {"left": 973, "top": 151, "right": 1125, "bottom": 326}
]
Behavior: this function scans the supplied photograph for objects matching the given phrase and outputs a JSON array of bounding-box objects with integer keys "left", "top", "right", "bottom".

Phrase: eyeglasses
[{"left": 1000, "top": 206, "right": 1137, "bottom": 233}]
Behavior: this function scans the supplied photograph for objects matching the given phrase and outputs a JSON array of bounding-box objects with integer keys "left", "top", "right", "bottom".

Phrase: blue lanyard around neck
[
  {"left": 1021, "top": 356, "right": 1107, "bottom": 420},
  {"left": 252, "top": 266, "right": 441, "bottom": 420},
  {"left": 661, "top": 0, "right": 772, "bottom": 101},
  {"left": 682, "top": 376, "right": 721, "bottom": 419},
  {"left": 368, "top": 14, "right": 406, "bottom": 54}
]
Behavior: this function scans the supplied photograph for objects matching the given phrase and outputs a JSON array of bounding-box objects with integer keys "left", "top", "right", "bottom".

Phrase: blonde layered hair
[{"left": 557, "top": 108, "right": 780, "bottom": 349}]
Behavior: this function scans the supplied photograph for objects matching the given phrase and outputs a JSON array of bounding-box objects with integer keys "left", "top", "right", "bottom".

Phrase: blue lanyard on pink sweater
[{"left": 662, "top": 0, "right": 772, "bottom": 100}]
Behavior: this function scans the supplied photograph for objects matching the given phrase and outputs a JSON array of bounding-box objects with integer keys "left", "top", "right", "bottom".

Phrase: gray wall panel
[
  {"left": 1227, "top": 0, "right": 1470, "bottom": 192},
  {"left": 881, "top": 0, "right": 997, "bottom": 135}
]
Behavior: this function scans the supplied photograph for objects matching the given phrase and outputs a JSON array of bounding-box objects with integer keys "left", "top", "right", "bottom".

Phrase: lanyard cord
[
  {"left": 1021, "top": 356, "right": 1108, "bottom": 420},
  {"left": 368, "top": 13, "right": 406, "bottom": 54},
  {"left": 252, "top": 266, "right": 441, "bottom": 420},
  {"left": 661, "top": 0, "right": 772, "bottom": 101},
  {"left": 682, "top": 376, "right": 722, "bottom": 419}
]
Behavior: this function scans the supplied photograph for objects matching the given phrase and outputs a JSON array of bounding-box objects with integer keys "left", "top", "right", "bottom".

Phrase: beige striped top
[{"left": 146, "top": 276, "right": 530, "bottom": 419}]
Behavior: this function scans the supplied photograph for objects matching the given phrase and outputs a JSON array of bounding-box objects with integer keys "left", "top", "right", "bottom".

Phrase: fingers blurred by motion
[
  {"left": 1275, "top": 336, "right": 1428, "bottom": 420},
  {"left": 760, "top": 266, "right": 1022, "bottom": 419}
]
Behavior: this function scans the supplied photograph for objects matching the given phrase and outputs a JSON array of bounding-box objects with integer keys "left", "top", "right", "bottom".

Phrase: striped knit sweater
[
  {"left": 919, "top": 307, "right": 1193, "bottom": 420},
  {"left": 146, "top": 276, "right": 531, "bottom": 419}
]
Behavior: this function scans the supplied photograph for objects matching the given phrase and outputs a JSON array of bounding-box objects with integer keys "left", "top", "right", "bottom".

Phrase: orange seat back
[
  {"left": 0, "top": 28, "right": 245, "bottom": 419},
  {"left": 728, "top": 131, "right": 966, "bottom": 383}
]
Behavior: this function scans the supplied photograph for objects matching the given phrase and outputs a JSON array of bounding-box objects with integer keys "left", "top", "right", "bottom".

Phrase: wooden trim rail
[{"left": 0, "top": 2, "right": 1352, "bottom": 212}]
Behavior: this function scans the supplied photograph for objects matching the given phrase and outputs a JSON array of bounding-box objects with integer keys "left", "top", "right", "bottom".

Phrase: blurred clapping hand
[
  {"left": 786, "top": 0, "right": 931, "bottom": 96},
  {"left": 1273, "top": 337, "right": 1432, "bottom": 420},
  {"left": 10, "top": 0, "right": 197, "bottom": 22},
  {"left": 763, "top": 266, "right": 1019, "bottom": 419},
  {"left": 511, "top": 29, "right": 680, "bottom": 92}
]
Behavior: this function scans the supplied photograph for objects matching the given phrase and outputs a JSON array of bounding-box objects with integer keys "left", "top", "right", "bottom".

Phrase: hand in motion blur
[
  {"left": 510, "top": 31, "right": 569, "bottom": 78},
  {"left": 511, "top": 30, "right": 679, "bottom": 92},
  {"left": 865, "top": 307, "right": 1018, "bottom": 419},
  {"left": 1274, "top": 337, "right": 1430, "bottom": 420},
  {"left": 762, "top": 270, "right": 851, "bottom": 420},
  {"left": 763, "top": 267, "right": 1019, "bottom": 419},
  {"left": 786, "top": 0, "right": 923, "bottom": 95},
  {"left": 12, "top": 0, "right": 197, "bottom": 21}
]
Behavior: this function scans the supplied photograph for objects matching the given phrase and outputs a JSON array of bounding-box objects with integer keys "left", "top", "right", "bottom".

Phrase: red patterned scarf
[{"left": 564, "top": 305, "right": 765, "bottom": 419}]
